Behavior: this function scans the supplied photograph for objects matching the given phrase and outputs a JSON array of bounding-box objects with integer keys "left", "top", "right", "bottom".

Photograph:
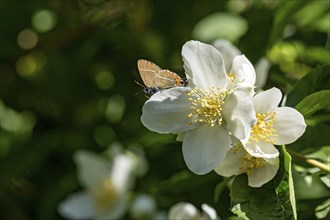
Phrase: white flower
[
  {"left": 212, "top": 39, "right": 256, "bottom": 88},
  {"left": 58, "top": 150, "right": 134, "bottom": 220},
  {"left": 213, "top": 39, "right": 270, "bottom": 89},
  {"left": 215, "top": 87, "right": 306, "bottom": 187},
  {"left": 215, "top": 144, "right": 280, "bottom": 187},
  {"left": 168, "top": 202, "right": 219, "bottom": 220},
  {"left": 141, "top": 40, "right": 256, "bottom": 175},
  {"left": 244, "top": 87, "right": 306, "bottom": 159}
]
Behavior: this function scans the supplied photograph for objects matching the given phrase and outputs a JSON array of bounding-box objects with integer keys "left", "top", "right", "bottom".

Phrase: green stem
[{"left": 287, "top": 149, "right": 330, "bottom": 172}]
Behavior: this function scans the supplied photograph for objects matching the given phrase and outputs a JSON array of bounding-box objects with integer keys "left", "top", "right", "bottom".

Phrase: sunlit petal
[
  {"left": 58, "top": 192, "right": 95, "bottom": 220},
  {"left": 74, "top": 151, "right": 109, "bottom": 189},
  {"left": 182, "top": 40, "right": 228, "bottom": 90},
  {"left": 253, "top": 87, "right": 282, "bottom": 113},
  {"left": 212, "top": 39, "right": 241, "bottom": 72},
  {"left": 201, "top": 203, "right": 218, "bottom": 220},
  {"left": 111, "top": 154, "right": 134, "bottom": 192},
  {"left": 214, "top": 146, "right": 244, "bottom": 176},
  {"left": 248, "top": 157, "right": 279, "bottom": 187},
  {"left": 141, "top": 87, "right": 197, "bottom": 134},
  {"left": 223, "top": 85, "right": 256, "bottom": 144},
  {"left": 183, "top": 125, "right": 231, "bottom": 175},
  {"left": 168, "top": 202, "right": 200, "bottom": 220},
  {"left": 230, "top": 55, "right": 256, "bottom": 86},
  {"left": 274, "top": 107, "right": 307, "bottom": 145},
  {"left": 244, "top": 141, "right": 279, "bottom": 158}
]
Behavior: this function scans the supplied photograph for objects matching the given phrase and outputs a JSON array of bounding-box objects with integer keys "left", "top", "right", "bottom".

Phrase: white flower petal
[
  {"left": 111, "top": 154, "right": 134, "bottom": 192},
  {"left": 74, "top": 151, "right": 109, "bottom": 189},
  {"left": 168, "top": 202, "right": 200, "bottom": 220},
  {"left": 212, "top": 39, "right": 241, "bottom": 72},
  {"left": 58, "top": 192, "right": 95, "bottom": 220},
  {"left": 182, "top": 125, "right": 231, "bottom": 175},
  {"left": 253, "top": 87, "right": 282, "bottom": 113},
  {"left": 230, "top": 55, "right": 256, "bottom": 86},
  {"left": 96, "top": 194, "right": 128, "bottom": 220},
  {"left": 273, "top": 107, "right": 307, "bottom": 145},
  {"left": 214, "top": 146, "right": 244, "bottom": 176},
  {"left": 248, "top": 157, "right": 279, "bottom": 187},
  {"left": 182, "top": 40, "right": 228, "bottom": 90},
  {"left": 222, "top": 85, "right": 256, "bottom": 144},
  {"left": 141, "top": 87, "right": 197, "bottom": 134},
  {"left": 244, "top": 141, "right": 279, "bottom": 158},
  {"left": 255, "top": 57, "right": 270, "bottom": 89},
  {"left": 201, "top": 204, "right": 218, "bottom": 220}
]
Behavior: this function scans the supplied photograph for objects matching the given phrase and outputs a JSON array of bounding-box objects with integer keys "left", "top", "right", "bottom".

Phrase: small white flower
[
  {"left": 244, "top": 87, "right": 307, "bottom": 159},
  {"left": 168, "top": 202, "right": 219, "bottom": 220},
  {"left": 215, "top": 144, "right": 280, "bottom": 187},
  {"left": 215, "top": 87, "right": 306, "bottom": 187},
  {"left": 141, "top": 40, "right": 256, "bottom": 175},
  {"left": 58, "top": 150, "right": 134, "bottom": 220}
]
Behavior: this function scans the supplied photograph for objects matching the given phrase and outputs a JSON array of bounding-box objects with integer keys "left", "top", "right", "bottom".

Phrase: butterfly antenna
[
  {"left": 134, "top": 80, "right": 146, "bottom": 89},
  {"left": 133, "top": 80, "right": 146, "bottom": 97}
]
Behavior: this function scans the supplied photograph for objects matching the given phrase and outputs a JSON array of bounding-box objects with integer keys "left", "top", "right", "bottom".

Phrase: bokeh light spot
[
  {"left": 105, "top": 95, "right": 126, "bottom": 123},
  {"left": 95, "top": 70, "right": 115, "bottom": 90},
  {"left": 16, "top": 51, "right": 47, "bottom": 78},
  {"left": 0, "top": 100, "right": 36, "bottom": 134},
  {"left": 17, "top": 29, "right": 38, "bottom": 50},
  {"left": 32, "top": 9, "right": 57, "bottom": 33}
]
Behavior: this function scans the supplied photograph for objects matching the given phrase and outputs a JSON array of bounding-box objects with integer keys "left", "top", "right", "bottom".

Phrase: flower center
[
  {"left": 249, "top": 112, "right": 278, "bottom": 144},
  {"left": 187, "top": 87, "right": 227, "bottom": 127},
  {"left": 91, "top": 179, "right": 117, "bottom": 211},
  {"left": 233, "top": 145, "right": 268, "bottom": 175}
]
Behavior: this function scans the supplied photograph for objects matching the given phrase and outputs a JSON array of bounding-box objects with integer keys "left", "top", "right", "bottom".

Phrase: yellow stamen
[
  {"left": 249, "top": 112, "right": 278, "bottom": 144},
  {"left": 187, "top": 87, "right": 227, "bottom": 127},
  {"left": 233, "top": 145, "right": 268, "bottom": 175},
  {"left": 227, "top": 73, "right": 236, "bottom": 83},
  {"left": 90, "top": 179, "right": 117, "bottom": 210}
]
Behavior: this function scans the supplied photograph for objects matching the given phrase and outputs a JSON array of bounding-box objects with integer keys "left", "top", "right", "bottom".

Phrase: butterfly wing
[
  {"left": 155, "top": 69, "right": 182, "bottom": 88},
  {"left": 137, "top": 59, "right": 162, "bottom": 87},
  {"left": 137, "top": 59, "right": 184, "bottom": 88}
]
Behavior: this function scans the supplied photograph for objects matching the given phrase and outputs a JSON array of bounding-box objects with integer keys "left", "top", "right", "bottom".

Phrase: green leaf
[
  {"left": 192, "top": 12, "right": 248, "bottom": 43},
  {"left": 214, "top": 177, "right": 231, "bottom": 203},
  {"left": 269, "top": 0, "right": 309, "bottom": 46},
  {"left": 295, "top": 90, "right": 330, "bottom": 117},
  {"left": 305, "top": 146, "right": 330, "bottom": 163},
  {"left": 285, "top": 65, "right": 330, "bottom": 108},
  {"left": 288, "top": 123, "right": 330, "bottom": 152},
  {"left": 230, "top": 146, "right": 297, "bottom": 220},
  {"left": 315, "top": 199, "right": 330, "bottom": 219},
  {"left": 292, "top": 170, "right": 330, "bottom": 200},
  {"left": 150, "top": 170, "right": 219, "bottom": 195}
]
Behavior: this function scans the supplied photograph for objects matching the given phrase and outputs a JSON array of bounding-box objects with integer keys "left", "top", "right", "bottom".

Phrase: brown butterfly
[{"left": 136, "top": 59, "right": 187, "bottom": 96}]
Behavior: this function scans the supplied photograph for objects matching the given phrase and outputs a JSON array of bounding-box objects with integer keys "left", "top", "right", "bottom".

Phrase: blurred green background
[{"left": 0, "top": 0, "right": 329, "bottom": 219}]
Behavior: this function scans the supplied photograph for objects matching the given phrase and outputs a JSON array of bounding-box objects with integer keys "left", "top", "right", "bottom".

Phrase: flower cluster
[
  {"left": 141, "top": 40, "right": 306, "bottom": 187},
  {"left": 58, "top": 146, "right": 148, "bottom": 219}
]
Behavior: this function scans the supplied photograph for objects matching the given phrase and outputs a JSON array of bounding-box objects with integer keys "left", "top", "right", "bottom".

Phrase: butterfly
[{"left": 136, "top": 59, "right": 187, "bottom": 97}]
